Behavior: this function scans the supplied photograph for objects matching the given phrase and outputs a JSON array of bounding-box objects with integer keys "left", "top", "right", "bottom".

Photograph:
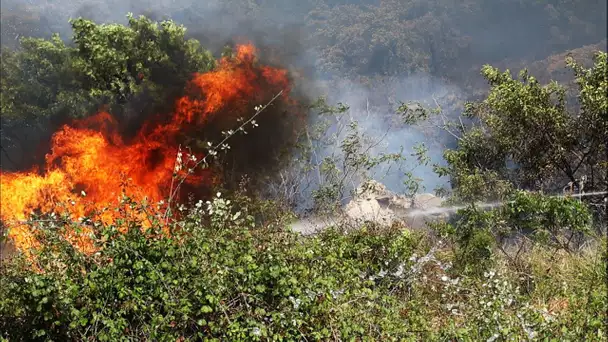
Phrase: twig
[{"left": 164, "top": 90, "right": 284, "bottom": 222}]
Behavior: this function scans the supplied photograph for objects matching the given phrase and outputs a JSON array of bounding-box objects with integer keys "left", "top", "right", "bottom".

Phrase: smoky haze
[{"left": 1, "top": 0, "right": 606, "bottom": 207}]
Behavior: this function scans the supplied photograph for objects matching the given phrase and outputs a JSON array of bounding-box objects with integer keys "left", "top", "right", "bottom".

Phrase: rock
[
  {"left": 413, "top": 193, "right": 444, "bottom": 210},
  {"left": 290, "top": 180, "right": 447, "bottom": 234}
]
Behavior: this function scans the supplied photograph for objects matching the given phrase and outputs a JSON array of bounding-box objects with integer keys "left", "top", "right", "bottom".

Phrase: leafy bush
[
  {"left": 433, "top": 190, "right": 595, "bottom": 275},
  {"left": 2, "top": 191, "right": 605, "bottom": 341},
  {"left": 0, "top": 195, "right": 429, "bottom": 341}
]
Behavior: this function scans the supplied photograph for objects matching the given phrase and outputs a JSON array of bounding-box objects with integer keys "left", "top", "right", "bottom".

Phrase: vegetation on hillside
[
  {"left": 420, "top": 52, "right": 607, "bottom": 202},
  {"left": 1, "top": 192, "right": 605, "bottom": 340},
  {"left": 2, "top": 0, "right": 606, "bottom": 80},
  {"left": 0, "top": 10, "right": 606, "bottom": 342}
]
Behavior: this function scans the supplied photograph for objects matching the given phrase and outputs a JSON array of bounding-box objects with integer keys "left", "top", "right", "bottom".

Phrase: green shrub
[{"left": 0, "top": 196, "right": 429, "bottom": 341}]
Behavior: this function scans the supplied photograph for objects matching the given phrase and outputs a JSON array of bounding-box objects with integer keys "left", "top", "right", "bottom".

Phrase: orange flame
[{"left": 0, "top": 43, "right": 291, "bottom": 256}]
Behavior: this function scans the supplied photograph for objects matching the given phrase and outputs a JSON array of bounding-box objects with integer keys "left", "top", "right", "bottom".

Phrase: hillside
[{"left": 0, "top": 2, "right": 606, "bottom": 341}]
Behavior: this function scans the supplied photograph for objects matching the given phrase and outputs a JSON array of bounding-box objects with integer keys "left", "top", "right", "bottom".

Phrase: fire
[
  {"left": 0, "top": 43, "right": 291, "bottom": 256},
  {"left": 174, "top": 44, "right": 290, "bottom": 126}
]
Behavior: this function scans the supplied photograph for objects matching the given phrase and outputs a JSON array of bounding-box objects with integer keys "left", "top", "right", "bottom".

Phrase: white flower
[
  {"left": 393, "top": 265, "right": 404, "bottom": 277},
  {"left": 484, "top": 270, "right": 496, "bottom": 279},
  {"left": 486, "top": 333, "right": 499, "bottom": 342},
  {"left": 252, "top": 327, "right": 261, "bottom": 336},
  {"left": 441, "top": 275, "right": 449, "bottom": 282},
  {"left": 524, "top": 326, "right": 537, "bottom": 339},
  {"left": 289, "top": 296, "right": 301, "bottom": 309}
]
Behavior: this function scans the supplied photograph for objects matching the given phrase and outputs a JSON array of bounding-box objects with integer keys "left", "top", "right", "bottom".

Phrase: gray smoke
[
  {"left": 0, "top": 0, "right": 312, "bottom": 50},
  {"left": 3, "top": 0, "right": 604, "bottom": 212},
  {"left": 312, "top": 75, "right": 461, "bottom": 194},
  {"left": 0, "top": 0, "right": 461, "bottom": 212}
]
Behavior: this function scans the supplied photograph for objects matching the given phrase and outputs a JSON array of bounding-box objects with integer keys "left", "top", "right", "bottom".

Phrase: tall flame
[{"left": 0, "top": 43, "right": 291, "bottom": 256}]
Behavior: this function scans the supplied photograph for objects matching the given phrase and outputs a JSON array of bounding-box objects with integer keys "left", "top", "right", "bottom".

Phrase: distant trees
[
  {"left": 2, "top": 0, "right": 605, "bottom": 85},
  {"left": 306, "top": 0, "right": 606, "bottom": 81},
  {"left": 0, "top": 4, "right": 53, "bottom": 49}
]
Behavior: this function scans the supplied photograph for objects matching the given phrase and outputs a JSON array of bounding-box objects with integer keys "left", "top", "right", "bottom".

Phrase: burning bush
[{"left": 0, "top": 40, "right": 299, "bottom": 255}]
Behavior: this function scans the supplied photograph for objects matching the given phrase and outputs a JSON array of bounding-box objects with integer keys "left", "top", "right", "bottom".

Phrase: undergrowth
[{"left": 1, "top": 194, "right": 605, "bottom": 341}]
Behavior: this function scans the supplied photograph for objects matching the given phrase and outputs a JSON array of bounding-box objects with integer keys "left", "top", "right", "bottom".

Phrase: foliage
[
  {"left": 0, "top": 14, "right": 215, "bottom": 169},
  {"left": 265, "top": 96, "right": 429, "bottom": 215},
  {"left": 423, "top": 53, "right": 608, "bottom": 213},
  {"left": 430, "top": 247, "right": 607, "bottom": 341},
  {"left": 306, "top": 0, "right": 606, "bottom": 79},
  {"left": 1, "top": 194, "right": 605, "bottom": 340},
  {"left": 0, "top": 196, "right": 427, "bottom": 341},
  {"left": 433, "top": 190, "right": 595, "bottom": 275}
]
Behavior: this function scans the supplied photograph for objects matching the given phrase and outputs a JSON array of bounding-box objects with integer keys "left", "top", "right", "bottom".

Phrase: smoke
[
  {"left": 3, "top": 0, "right": 604, "bottom": 212},
  {"left": 280, "top": 74, "right": 462, "bottom": 213},
  {"left": 321, "top": 75, "right": 462, "bottom": 192},
  {"left": 0, "top": 0, "right": 460, "bottom": 203}
]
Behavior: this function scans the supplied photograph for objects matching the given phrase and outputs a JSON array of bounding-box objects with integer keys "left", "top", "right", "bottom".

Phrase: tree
[
  {"left": 306, "top": 0, "right": 606, "bottom": 81},
  {"left": 431, "top": 52, "right": 607, "bottom": 220},
  {"left": 1, "top": 14, "right": 215, "bottom": 169}
]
